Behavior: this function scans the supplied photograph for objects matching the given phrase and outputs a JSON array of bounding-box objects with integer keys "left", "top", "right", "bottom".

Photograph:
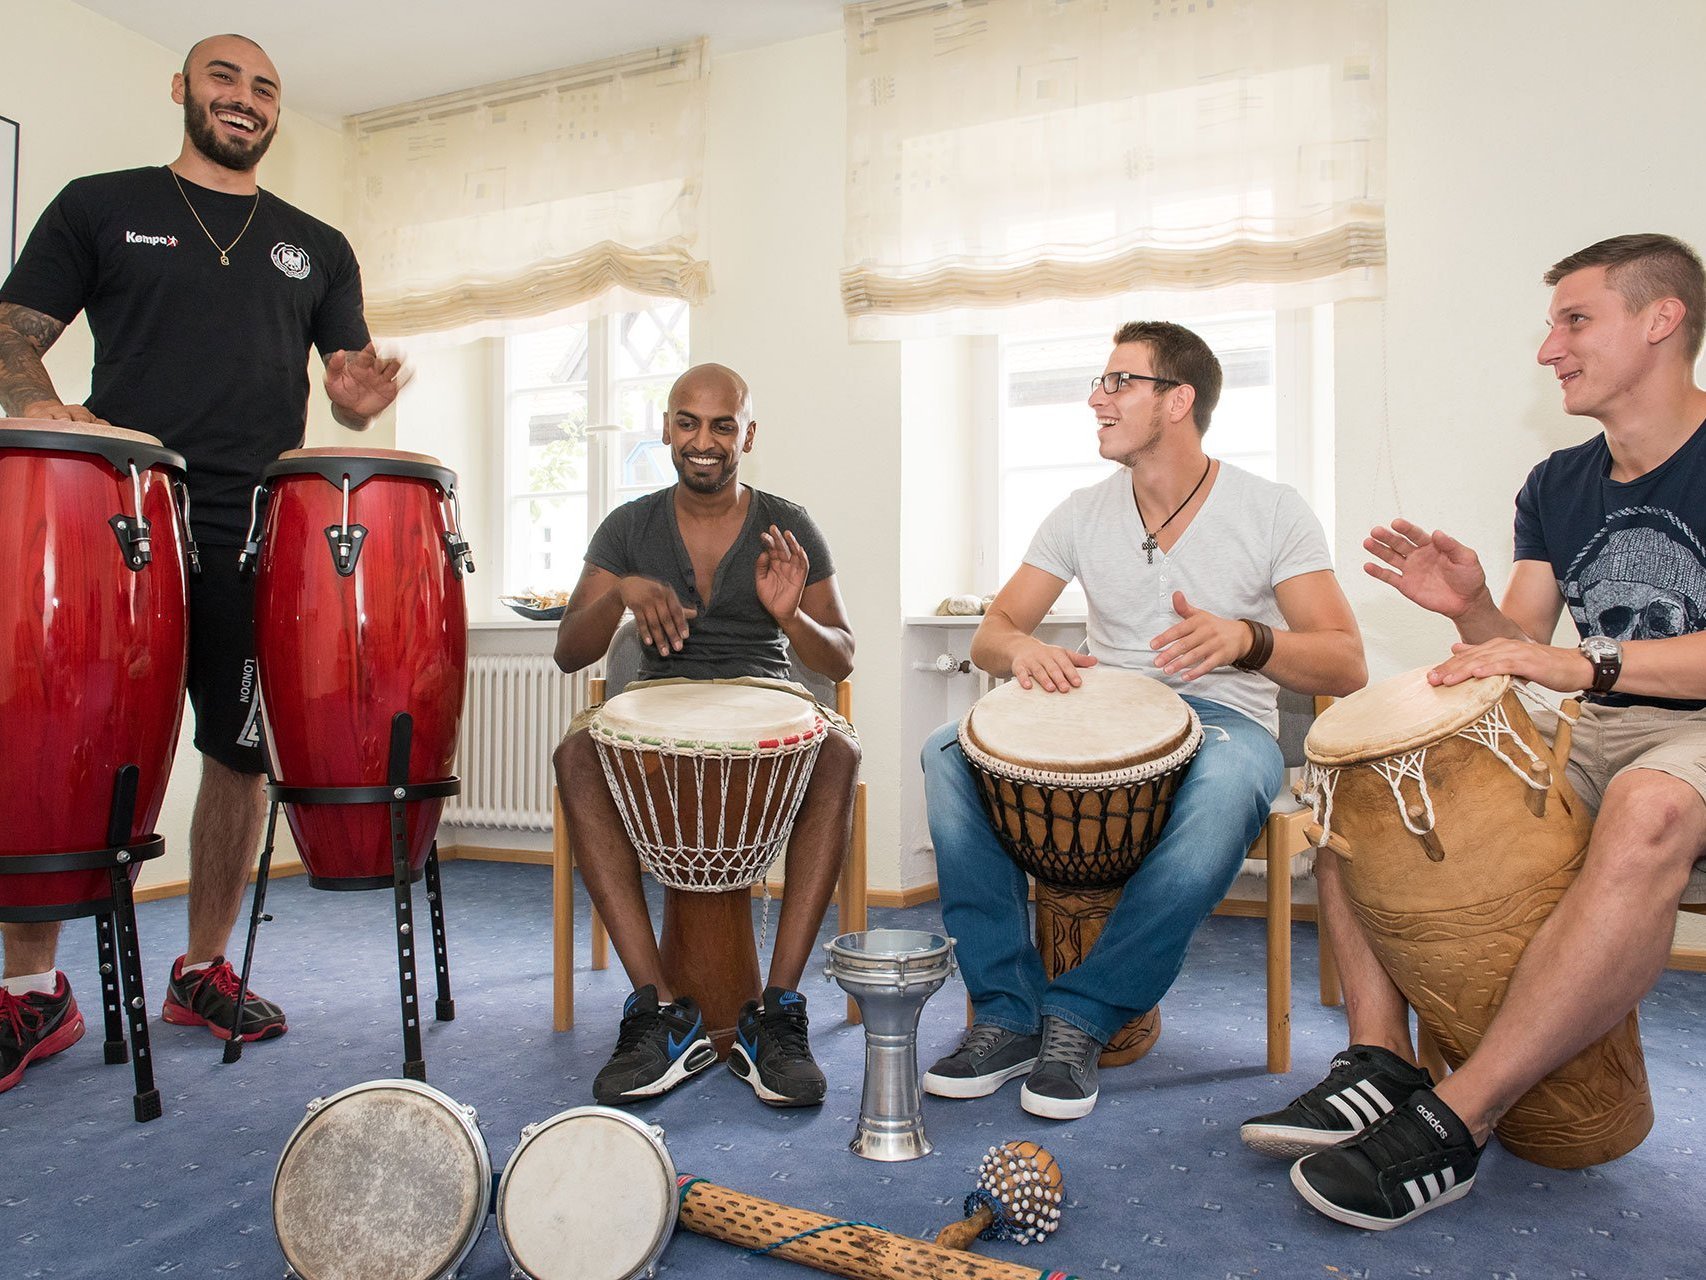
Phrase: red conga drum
[
  {"left": 0, "top": 420, "right": 189, "bottom": 915},
  {"left": 251, "top": 448, "right": 470, "bottom": 888}
]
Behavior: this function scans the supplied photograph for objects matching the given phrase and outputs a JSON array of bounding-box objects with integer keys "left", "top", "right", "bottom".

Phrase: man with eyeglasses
[{"left": 919, "top": 320, "right": 1366, "bottom": 1121}]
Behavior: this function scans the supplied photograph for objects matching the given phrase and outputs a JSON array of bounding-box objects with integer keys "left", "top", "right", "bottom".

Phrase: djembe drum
[
  {"left": 1303, "top": 667, "right": 1653, "bottom": 1169},
  {"left": 959, "top": 667, "right": 1202, "bottom": 1064},
  {"left": 0, "top": 419, "right": 193, "bottom": 1121},
  {"left": 591, "top": 682, "right": 828, "bottom": 1052}
]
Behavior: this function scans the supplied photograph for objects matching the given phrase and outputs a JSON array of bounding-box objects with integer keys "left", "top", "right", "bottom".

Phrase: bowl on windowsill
[{"left": 500, "top": 596, "right": 567, "bottom": 622}]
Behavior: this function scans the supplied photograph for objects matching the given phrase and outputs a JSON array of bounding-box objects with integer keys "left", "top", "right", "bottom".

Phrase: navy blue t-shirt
[
  {"left": 1513, "top": 419, "right": 1706, "bottom": 709},
  {"left": 586, "top": 485, "right": 836, "bottom": 682}
]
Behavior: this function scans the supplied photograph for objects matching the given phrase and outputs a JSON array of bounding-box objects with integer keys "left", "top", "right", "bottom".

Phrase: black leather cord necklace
[{"left": 1134, "top": 456, "right": 1212, "bottom": 564}]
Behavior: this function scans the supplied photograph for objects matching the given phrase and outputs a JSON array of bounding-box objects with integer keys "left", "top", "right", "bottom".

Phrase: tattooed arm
[{"left": 0, "top": 303, "right": 98, "bottom": 422}]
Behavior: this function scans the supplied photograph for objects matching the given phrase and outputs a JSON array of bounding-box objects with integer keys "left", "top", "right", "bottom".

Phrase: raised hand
[
  {"left": 1151, "top": 590, "right": 1251, "bottom": 681},
  {"left": 323, "top": 342, "right": 407, "bottom": 423},
  {"left": 1364, "top": 518, "right": 1491, "bottom": 619},
  {"left": 755, "top": 525, "right": 809, "bottom": 624},
  {"left": 618, "top": 576, "right": 698, "bottom": 658},
  {"left": 1010, "top": 639, "right": 1098, "bottom": 692}
]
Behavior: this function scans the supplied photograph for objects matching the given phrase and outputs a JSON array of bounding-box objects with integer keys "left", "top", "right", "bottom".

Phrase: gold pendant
[{"left": 219, "top": 254, "right": 230, "bottom": 266}]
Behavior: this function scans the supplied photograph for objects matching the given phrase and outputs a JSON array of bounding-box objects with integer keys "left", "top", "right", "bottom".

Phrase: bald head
[
  {"left": 668, "top": 363, "right": 753, "bottom": 424},
  {"left": 184, "top": 33, "right": 274, "bottom": 81}
]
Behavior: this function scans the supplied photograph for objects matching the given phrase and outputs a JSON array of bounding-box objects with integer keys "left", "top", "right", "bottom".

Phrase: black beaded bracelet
[{"left": 1232, "top": 618, "right": 1274, "bottom": 671}]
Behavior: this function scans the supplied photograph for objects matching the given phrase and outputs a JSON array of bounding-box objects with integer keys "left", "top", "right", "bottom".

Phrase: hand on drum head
[
  {"left": 1364, "top": 518, "right": 1491, "bottom": 620},
  {"left": 1011, "top": 639, "right": 1097, "bottom": 692},
  {"left": 1430, "top": 637, "right": 1593, "bottom": 693},
  {"left": 20, "top": 398, "right": 105, "bottom": 424},
  {"left": 1151, "top": 590, "right": 1249, "bottom": 681},
  {"left": 755, "top": 525, "right": 808, "bottom": 624},
  {"left": 619, "top": 574, "right": 698, "bottom": 656},
  {"left": 322, "top": 343, "right": 408, "bottom": 423}
]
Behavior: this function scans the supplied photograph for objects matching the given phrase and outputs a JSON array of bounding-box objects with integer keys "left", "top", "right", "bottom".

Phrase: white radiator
[{"left": 446, "top": 655, "right": 588, "bottom": 830}]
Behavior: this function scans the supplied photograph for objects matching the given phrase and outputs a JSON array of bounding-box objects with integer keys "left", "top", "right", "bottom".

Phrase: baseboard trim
[
  {"left": 136, "top": 859, "right": 308, "bottom": 903},
  {"left": 450, "top": 844, "right": 553, "bottom": 867},
  {"left": 1214, "top": 899, "right": 1322, "bottom": 923}
]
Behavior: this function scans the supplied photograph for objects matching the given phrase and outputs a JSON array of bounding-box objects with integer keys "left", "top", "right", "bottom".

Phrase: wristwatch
[{"left": 1578, "top": 635, "right": 1623, "bottom": 694}]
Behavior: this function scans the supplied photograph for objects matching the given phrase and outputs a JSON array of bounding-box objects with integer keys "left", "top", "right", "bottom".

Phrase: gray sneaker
[
  {"left": 1020, "top": 1016, "right": 1103, "bottom": 1120},
  {"left": 923, "top": 1023, "right": 1042, "bottom": 1099}
]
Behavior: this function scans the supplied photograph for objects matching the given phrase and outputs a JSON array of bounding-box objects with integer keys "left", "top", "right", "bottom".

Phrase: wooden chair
[{"left": 551, "top": 620, "right": 868, "bottom": 1031}]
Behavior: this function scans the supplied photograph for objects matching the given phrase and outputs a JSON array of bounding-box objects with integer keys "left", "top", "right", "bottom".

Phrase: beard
[
  {"left": 1110, "top": 403, "right": 1167, "bottom": 468},
  {"left": 183, "top": 84, "right": 277, "bottom": 171},
  {"left": 674, "top": 449, "right": 738, "bottom": 494}
]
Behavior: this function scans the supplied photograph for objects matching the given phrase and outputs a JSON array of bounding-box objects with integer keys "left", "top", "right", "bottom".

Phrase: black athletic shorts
[{"left": 187, "top": 544, "right": 267, "bottom": 775}]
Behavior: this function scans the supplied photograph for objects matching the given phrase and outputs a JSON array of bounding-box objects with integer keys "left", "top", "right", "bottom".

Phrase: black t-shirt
[
  {"left": 1513, "top": 419, "right": 1706, "bottom": 710},
  {"left": 0, "top": 166, "right": 370, "bottom": 543},
  {"left": 586, "top": 485, "right": 837, "bottom": 682}
]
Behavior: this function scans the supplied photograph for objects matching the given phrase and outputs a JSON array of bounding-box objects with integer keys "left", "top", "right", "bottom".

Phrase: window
[
  {"left": 503, "top": 301, "right": 689, "bottom": 593},
  {"left": 990, "top": 309, "right": 1322, "bottom": 588}
]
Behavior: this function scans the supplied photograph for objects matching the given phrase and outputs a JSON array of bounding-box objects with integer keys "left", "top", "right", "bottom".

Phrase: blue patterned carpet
[{"left": 3, "top": 860, "right": 1702, "bottom": 1279}]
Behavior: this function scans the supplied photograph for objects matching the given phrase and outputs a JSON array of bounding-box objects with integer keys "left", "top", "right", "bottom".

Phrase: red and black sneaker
[
  {"left": 162, "top": 956, "right": 288, "bottom": 1042},
  {"left": 1, "top": 974, "right": 85, "bottom": 1093}
]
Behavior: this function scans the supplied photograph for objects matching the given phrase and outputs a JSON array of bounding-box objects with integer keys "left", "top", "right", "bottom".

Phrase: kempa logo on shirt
[
  {"left": 125, "top": 230, "right": 179, "bottom": 247},
  {"left": 271, "top": 242, "right": 311, "bottom": 280}
]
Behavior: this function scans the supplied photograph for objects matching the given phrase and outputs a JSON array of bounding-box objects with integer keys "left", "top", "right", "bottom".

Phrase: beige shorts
[
  {"left": 568, "top": 675, "right": 856, "bottom": 740},
  {"left": 1533, "top": 700, "right": 1706, "bottom": 817}
]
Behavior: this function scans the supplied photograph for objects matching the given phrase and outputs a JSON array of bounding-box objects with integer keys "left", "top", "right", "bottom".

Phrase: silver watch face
[{"left": 1581, "top": 635, "right": 1621, "bottom": 662}]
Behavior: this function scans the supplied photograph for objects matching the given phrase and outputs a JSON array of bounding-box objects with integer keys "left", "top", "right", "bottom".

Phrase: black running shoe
[
  {"left": 1, "top": 975, "right": 85, "bottom": 1093},
  {"left": 728, "top": 986, "right": 826, "bottom": 1107},
  {"left": 594, "top": 985, "right": 717, "bottom": 1104},
  {"left": 1241, "top": 1044, "right": 1434, "bottom": 1159},
  {"left": 923, "top": 1023, "right": 1042, "bottom": 1099},
  {"left": 1019, "top": 1016, "right": 1102, "bottom": 1121},
  {"left": 162, "top": 956, "right": 288, "bottom": 1042},
  {"left": 1291, "top": 1087, "right": 1483, "bottom": 1230}
]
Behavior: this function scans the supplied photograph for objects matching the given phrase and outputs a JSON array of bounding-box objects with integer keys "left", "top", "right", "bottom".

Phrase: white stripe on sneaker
[
  {"left": 1326, "top": 1094, "right": 1368, "bottom": 1128},
  {"left": 1403, "top": 1179, "right": 1425, "bottom": 1210},
  {"left": 1353, "top": 1079, "right": 1395, "bottom": 1114},
  {"left": 1338, "top": 1088, "right": 1381, "bottom": 1126},
  {"left": 1441, "top": 1167, "right": 1456, "bottom": 1192},
  {"left": 1421, "top": 1172, "right": 1442, "bottom": 1199}
]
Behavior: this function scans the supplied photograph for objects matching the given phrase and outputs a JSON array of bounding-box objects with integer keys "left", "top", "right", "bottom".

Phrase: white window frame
[{"left": 496, "top": 309, "right": 689, "bottom": 593}]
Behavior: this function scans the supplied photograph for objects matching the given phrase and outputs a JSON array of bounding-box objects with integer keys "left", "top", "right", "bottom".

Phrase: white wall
[{"left": 7, "top": 0, "right": 354, "bottom": 888}]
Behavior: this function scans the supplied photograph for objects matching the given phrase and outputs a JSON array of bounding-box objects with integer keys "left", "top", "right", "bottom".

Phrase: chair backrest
[
  {"left": 1275, "top": 686, "right": 1318, "bottom": 771},
  {"left": 603, "top": 618, "right": 840, "bottom": 708}
]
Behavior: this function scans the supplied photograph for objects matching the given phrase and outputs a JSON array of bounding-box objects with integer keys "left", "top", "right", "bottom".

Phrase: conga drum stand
[
  {"left": 225, "top": 712, "right": 459, "bottom": 1080},
  {"left": 0, "top": 766, "right": 165, "bottom": 1122}
]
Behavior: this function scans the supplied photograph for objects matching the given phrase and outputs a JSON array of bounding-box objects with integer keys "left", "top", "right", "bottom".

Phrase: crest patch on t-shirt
[{"left": 271, "top": 242, "right": 311, "bottom": 279}]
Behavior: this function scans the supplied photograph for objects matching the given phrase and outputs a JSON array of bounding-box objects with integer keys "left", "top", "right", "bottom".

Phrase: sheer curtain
[
  {"left": 843, "top": 0, "right": 1385, "bottom": 337},
  {"left": 345, "top": 41, "right": 710, "bottom": 340}
]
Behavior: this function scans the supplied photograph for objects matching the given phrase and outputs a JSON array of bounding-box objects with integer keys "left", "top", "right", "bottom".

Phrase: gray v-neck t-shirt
[
  {"left": 585, "top": 484, "right": 836, "bottom": 681},
  {"left": 1022, "top": 463, "right": 1333, "bottom": 734}
]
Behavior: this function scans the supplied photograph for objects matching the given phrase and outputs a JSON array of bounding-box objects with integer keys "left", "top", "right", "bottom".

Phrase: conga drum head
[
  {"left": 1306, "top": 666, "right": 1510, "bottom": 766},
  {"left": 962, "top": 665, "right": 1196, "bottom": 777},
  {"left": 0, "top": 417, "right": 166, "bottom": 445},
  {"left": 273, "top": 1080, "right": 490, "bottom": 1280},
  {"left": 497, "top": 1106, "right": 678, "bottom": 1280}
]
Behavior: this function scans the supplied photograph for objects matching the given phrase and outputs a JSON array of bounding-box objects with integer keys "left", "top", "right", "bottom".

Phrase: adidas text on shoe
[
  {"left": 1019, "top": 1016, "right": 1102, "bottom": 1121},
  {"left": 1241, "top": 1044, "right": 1433, "bottom": 1160},
  {"left": 728, "top": 986, "right": 826, "bottom": 1108},
  {"left": 162, "top": 956, "right": 287, "bottom": 1042},
  {"left": 1290, "top": 1087, "right": 1483, "bottom": 1231},
  {"left": 923, "top": 1023, "right": 1042, "bottom": 1099},
  {"left": 0, "top": 975, "right": 85, "bottom": 1093},
  {"left": 593, "top": 985, "right": 717, "bottom": 1104}
]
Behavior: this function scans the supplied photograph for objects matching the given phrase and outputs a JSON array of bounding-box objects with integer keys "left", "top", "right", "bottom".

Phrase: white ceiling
[{"left": 74, "top": 0, "right": 845, "bottom": 123}]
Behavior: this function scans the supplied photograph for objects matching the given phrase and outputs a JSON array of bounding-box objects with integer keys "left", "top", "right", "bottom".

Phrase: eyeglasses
[{"left": 1090, "top": 372, "right": 1181, "bottom": 396}]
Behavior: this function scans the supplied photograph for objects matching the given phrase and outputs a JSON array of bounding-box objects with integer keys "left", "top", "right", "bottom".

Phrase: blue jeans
[{"left": 922, "top": 696, "right": 1284, "bottom": 1044}]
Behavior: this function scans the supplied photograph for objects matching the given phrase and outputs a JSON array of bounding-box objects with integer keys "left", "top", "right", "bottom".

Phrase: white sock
[{"left": 3, "top": 970, "right": 58, "bottom": 997}]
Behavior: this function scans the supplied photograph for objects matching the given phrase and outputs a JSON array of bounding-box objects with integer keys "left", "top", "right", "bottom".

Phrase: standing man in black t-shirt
[
  {"left": 552, "top": 362, "right": 861, "bottom": 1110},
  {"left": 0, "top": 33, "right": 402, "bottom": 1091},
  {"left": 1242, "top": 234, "right": 1706, "bottom": 1229}
]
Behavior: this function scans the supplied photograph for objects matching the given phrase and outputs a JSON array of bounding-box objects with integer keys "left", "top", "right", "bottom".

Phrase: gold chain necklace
[{"left": 169, "top": 168, "right": 260, "bottom": 267}]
